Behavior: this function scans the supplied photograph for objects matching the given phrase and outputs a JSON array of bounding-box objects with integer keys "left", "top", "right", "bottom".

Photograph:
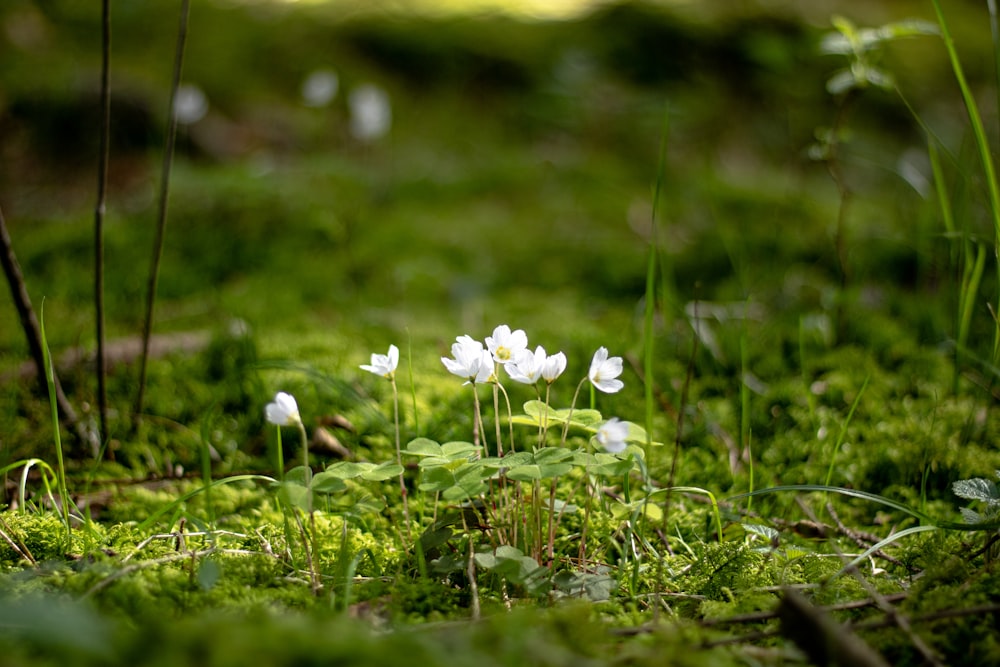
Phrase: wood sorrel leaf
[
  {"left": 310, "top": 470, "right": 348, "bottom": 493},
  {"left": 321, "top": 461, "right": 375, "bottom": 479},
  {"left": 361, "top": 461, "right": 405, "bottom": 481},
  {"left": 406, "top": 437, "right": 443, "bottom": 457}
]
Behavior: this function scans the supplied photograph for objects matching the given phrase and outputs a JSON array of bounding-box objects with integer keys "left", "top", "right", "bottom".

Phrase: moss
[{"left": 0, "top": 513, "right": 75, "bottom": 566}]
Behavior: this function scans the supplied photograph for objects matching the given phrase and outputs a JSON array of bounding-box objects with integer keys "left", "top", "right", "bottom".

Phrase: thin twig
[
  {"left": 825, "top": 501, "right": 909, "bottom": 570},
  {"left": 93, "top": 0, "right": 112, "bottom": 448},
  {"left": 134, "top": 0, "right": 190, "bottom": 429},
  {"left": 0, "top": 206, "right": 97, "bottom": 454},
  {"left": 0, "top": 515, "right": 36, "bottom": 566},
  {"left": 84, "top": 548, "right": 217, "bottom": 598},
  {"left": 796, "top": 500, "right": 944, "bottom": 666}
]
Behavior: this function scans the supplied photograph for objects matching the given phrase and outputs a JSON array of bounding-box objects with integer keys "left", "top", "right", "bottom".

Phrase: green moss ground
[{"left": 3, "top": 0, "right": 1000, "bottom": 664}]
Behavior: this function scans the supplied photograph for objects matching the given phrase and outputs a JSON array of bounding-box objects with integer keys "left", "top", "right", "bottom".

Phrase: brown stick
[
  {"left": 134, "top": 0, "right": 190, "bottom": 429},
  {"left": 93, "top": 0, "right": 112, "bottom": 447},
  {"left": 0, "top": 205, "right": 97, "bottom": 454}
]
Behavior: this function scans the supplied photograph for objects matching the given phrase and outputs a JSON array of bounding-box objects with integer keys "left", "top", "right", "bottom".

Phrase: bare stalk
[
  {"left": 94, "top": 0, "right": 112, "bottom": 446},
  {"left": 134, "top": 0, "right": 190, "bottom": 428}
]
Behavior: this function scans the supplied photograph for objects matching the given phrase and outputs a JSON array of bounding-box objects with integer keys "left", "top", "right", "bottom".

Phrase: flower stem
[
  {"left": 391, "top": 378, "right": 412, "bottom": 541},
  {"left": 297, "top": 420, "right": 311, "bottom": 512},
  {"left": 274, "top": 426, "right": 285, "bottom": 483},
  {"left": 560, "top": 377, "right": 588, "bottom": 446}
]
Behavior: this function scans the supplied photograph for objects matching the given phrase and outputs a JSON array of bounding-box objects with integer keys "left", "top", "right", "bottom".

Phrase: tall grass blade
[
  {"left": 643, "top": 107, "right": 669, "bottom": 452},
  {"left": 930, "top": 0, "right": 1000, "bottom": 361},
  {"left": 40, "top": 302, "right": 72, "bottom": 538},
  {"left": 823, "top": 374, "right": 869, "bottom": 488}
]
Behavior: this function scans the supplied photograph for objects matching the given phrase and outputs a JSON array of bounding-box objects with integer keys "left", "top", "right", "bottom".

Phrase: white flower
[
  {"left": 174, "top": 84, "right": 208, "bottom": 125},
  {"left": 349, "top": 83, "right": 391, "bottom": 141},
  {"left": 541, "top": 351, "right": 567, "bottom": 384},
  {"left": 360, "top": 344, "right": 399, "bottom": 379},
  {"left": 485, "top": 324, "right": 528, "bottom": 363},
  {"left": 588, "top": 346, "right": 624, "bottom": 393},
  {"left": 301, "top": 68, "right": 339, "bottom": 107},
  {"left": 505, "top": 345, "right": 547, "bottom": 384},
  {"left": 265, "top": 392, "right": 301, "bottom": 426},
  {"left": 596, "top": 418, "right": 629, "bottom": 454},
  {"left": 442, "top": 335, "right": 494, "bottom": 384}
]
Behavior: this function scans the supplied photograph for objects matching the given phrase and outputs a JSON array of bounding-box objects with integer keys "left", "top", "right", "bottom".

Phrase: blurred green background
[{"left": 1, "top": 0, "right": 996, "bottom": 456}]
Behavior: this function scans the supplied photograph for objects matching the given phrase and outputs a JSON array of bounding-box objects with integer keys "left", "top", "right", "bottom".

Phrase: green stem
[
  {"left": 560, "top": 377, "right": 588, "bottom": 446},
  {"left": 391, "top": 378, "right": 411, "bottom": 541},
  {"left": 823, "top": 374, "right": 870, "bottom": 489},
  {"left": 931, "top": 0, "right": 1000, "bottom": 360},
  {"left": 40, "top": 302, "right": 72, "bottom": 541}
]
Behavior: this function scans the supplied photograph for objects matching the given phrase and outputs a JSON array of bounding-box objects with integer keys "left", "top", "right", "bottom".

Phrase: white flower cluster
[
  {"left": 440, "top": 325, "right": 628, "bottom": 453},
  {"left": 440, "top": 324, "right": 624, "bottom": 395},
  {"left": 267, "top": 326, "right": 631, "bottom": 455}
]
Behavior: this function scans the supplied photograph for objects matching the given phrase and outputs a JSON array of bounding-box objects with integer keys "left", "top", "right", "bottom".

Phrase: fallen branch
[{"left": 0, "top": 205, "right": 98, "bottom": 455}]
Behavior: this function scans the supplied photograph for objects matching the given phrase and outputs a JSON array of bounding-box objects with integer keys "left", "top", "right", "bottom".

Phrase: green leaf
[
  {"left": 588, "top": 453, "right": 635, "bottom": 477},
  {"left": 826, "top": 69, "right": 858, "bottom": 95},
  {"left": 361, "top": 462, "right": 404, "bottom": 481},
  {"left": 441, "top": 441, "right": 480, "bottom": 460},
  {"left": 522, "top": 400, "right": 547, "bottom": 419},
  {"left": 537, "top": 463, "right": 573, "bottom": 479},
  {"left": 743, "top": 523, "right": 780, "bottom": 542},
  {"left": 875, "top": 19, "right": 938, "bottom": 41},
  {"left": 406, "top": 438, "right": 442, "bottom": 457},
  {"left": 506, "top": 465, "right": 541, "bottom": 481},
  {"left": 553, "top": 570, "right": 613, "bottom": 601},
  {"left": 960, "top": 507, "right": 985, "bottom": 524},
  {"left": 418, "top": 466, "right": 458, "bottom": 493},
  {"left": 197, "top": 558, "right": 221, "bottom": 591},
  {"left": 533, "top": 447, "right": 573, "bottom": 465},
  {"left": 310, "top": 471, "right": 348, "bottom": 494},
  {"left": 417, "top": 524, "right": 455, "bottom": 554},
  {"left": 517, "top": 402, "right": 602, "bottom": 429},
  {"left": 563, "top": 408, "right": 603, "bottom": 427},
  {"left": 284, "top": 466, "right": 312, "bottom": 485},
  {"left": 953, "top": 477, "right": 1000, "bottom": 504},
  {"left": 277, "top": 480, "right": 313, "bottom": 511},
  {"left": 320, "top": 461, "right": 374, "bottom": 479}
]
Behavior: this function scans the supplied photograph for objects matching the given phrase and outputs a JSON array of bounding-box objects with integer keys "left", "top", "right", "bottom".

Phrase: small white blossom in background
[
  {"left": 540, "top": 351, "right": 567, "bottom": 384},
  {"left": 265, "top": 391, "right": 301, "bottom": 427},
  {"left": 442, "top": 335, "right": 494, "bottom": 384},
  {"left": 174, "top": 84, "right": 208, "bottom": 125},
  {"left": 588, "top": 346, "right": 624, "bottom": 393},
  {"left": 301, "top": 68, "right": 339, "bottom": 107},
  {"left": 360, "top": 344, "right": 399, "bottom": 379},
  {"left": 505, "top": 345, "right": 548, "bottom": 384},
  {"left": 596, "top": 418, "right": 629, "bottom": 454},
  {"left": 349, "top": 83, "right": 391, "bottom": 141},
  {"left": 486, "top": 324, "right": 528, "bottom": 364}
]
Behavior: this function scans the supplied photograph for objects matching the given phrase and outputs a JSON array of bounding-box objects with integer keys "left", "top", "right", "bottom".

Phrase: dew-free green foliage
[{"left": 5, "top": 0, "right": 1000, "bottom": 665}]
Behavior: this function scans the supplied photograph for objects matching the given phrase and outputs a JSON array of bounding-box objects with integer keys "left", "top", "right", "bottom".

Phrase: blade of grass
[
  {"left": 731, "top": 483, "right": 1000, "bottom": 531},
  {"left": 135, "top": 474, "right": 275, "bottom": 533},
  {"left": 824, "top": 374, "right": 870, "bottom": 488},
  {"left": 40, "top": 302, "right": 72, "bottom": 539},
  {"left": 930, "top": 0, "right": 1000, "bottom": 361}
]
